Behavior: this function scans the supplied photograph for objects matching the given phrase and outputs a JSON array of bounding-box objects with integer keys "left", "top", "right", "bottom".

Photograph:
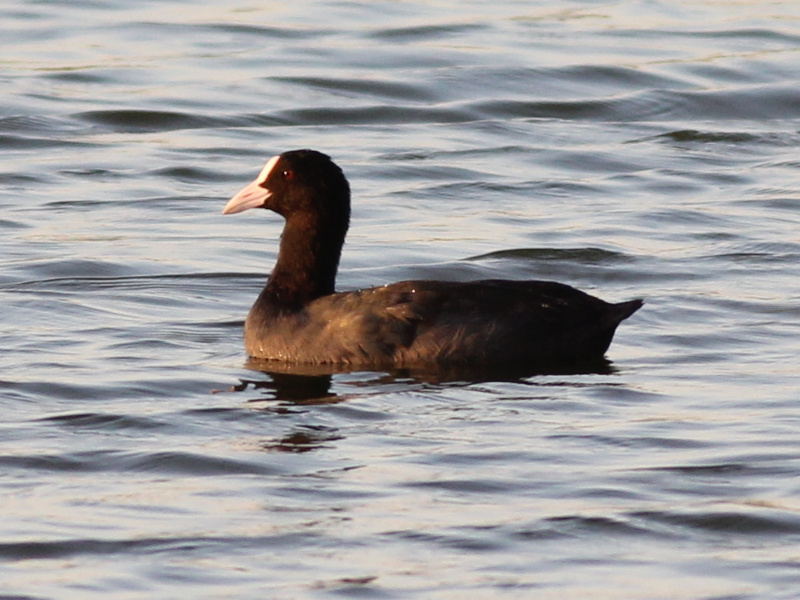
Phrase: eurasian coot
[{"left": 223, "top": 149, "right": 642, "bottom": 366}]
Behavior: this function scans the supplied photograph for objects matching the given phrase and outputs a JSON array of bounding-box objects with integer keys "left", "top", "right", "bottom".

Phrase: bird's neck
[{"left": 263, "top": 213, "right": 344, "bottom": 311}]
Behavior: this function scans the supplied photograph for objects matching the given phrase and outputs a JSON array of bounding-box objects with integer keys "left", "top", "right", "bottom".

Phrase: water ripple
[
  {"left": 0, "top": 450, "right": 281, "bottom": 476},
  {"left": 3, "top": 1, "right": 800, "bottom": 598}
]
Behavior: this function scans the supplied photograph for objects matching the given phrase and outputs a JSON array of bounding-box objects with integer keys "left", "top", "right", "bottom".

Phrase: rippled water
[{"left": 2, "top": 1, "right": 800, "bottom": 598}]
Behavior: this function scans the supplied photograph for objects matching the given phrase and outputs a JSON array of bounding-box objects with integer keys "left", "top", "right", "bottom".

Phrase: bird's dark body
[{"left": 244, "top": 278, "right": 641, "bottom": 366}]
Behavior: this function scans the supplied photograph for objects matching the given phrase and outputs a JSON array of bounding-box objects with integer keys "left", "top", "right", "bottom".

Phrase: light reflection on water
[{"left": 2, "top": 0, "right": 800, "bottom": 598}]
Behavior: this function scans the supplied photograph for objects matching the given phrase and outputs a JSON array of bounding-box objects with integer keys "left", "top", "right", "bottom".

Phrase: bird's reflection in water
[
  {"left": 230, "top": 356, "right": 620, "bottom": 453},
  {"left": 261, "top": 425, "right": 344, "bottom": 453},
  {"left": 231, "top": 374, "right": 336, "bottom": 406},
  {"left": 229, "top": 362, "right": 343, "bottom": 452},
  {"left": 235, "top": 355, "right": 619, "bottom": 401},
  {"left": 376, "top": 357, "right": 617, "bottom": 384}
]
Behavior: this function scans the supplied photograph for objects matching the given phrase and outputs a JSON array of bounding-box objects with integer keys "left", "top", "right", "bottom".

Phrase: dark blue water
[{"left": 2, "top": 1, "right": 800, "bottom": 598}]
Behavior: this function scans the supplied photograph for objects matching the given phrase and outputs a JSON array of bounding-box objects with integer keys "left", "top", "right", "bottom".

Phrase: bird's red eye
[{"left": 283, "top": 170, "right": 294, "bottom": 180}]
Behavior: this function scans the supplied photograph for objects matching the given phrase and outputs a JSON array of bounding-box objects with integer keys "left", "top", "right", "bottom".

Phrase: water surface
[{"left": 2, "top": 1, "right": 800, "bottom": 598}]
